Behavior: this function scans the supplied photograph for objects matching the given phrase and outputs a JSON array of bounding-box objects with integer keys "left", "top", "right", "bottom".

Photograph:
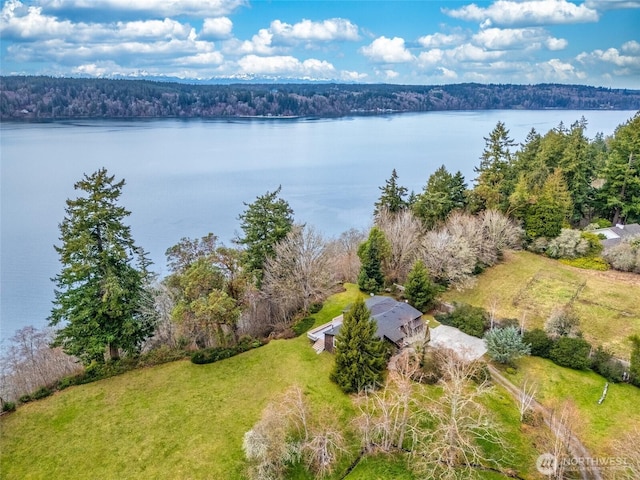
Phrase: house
[
  {"left": 593, "top": 223, "right": 640, "bottom": 248},
  {"left": 307, "top": 296, "right": 427, "bottom": 354}
]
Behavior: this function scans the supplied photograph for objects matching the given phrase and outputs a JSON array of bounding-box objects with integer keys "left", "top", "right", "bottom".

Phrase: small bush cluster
[
  {"left": 522, "top": 328, "right": 629, "bottom": 383},
  {"left": 559, "top": 257, "right": 609, "bottom": 270},
  {"left": 2, "top": 401, "right": 16, "bottom": 413},
  {"left": 434, "top": 302, "right": 489, "bottom": 338},
  {"left": 602, "top": 235, "right": 640, "bottom": 273},
  {"left": 529, "top": 229, "right": 606, "bottom": 270},
  {"left": 191, "top": 337, "right": 264, "bottom": 365},
  {"left": 292, "top": 317, "right": 316, "bottom": 337}
]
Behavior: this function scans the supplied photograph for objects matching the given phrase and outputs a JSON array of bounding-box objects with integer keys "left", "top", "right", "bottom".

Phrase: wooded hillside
[{"left": 2, "top": 76, "right": 640, "bottom": 120}]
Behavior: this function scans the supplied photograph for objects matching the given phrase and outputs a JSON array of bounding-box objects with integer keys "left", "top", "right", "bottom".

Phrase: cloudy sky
[{"left": 1, "top": 0, "right": 639, "bottom": 87}]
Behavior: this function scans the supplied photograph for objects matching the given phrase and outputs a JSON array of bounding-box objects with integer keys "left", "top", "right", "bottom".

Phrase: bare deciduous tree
[
  {"left": 518, "top": 378, "right": 538, "bottom": 422},
  {"left": 243, "top": 385, "right": 346, "bottom": 479},
  {"left": 0, "top": 327, "right": 82, "bottom": 403},
  {"left": 375, "top": 207, "right": 424, "bottom": 284},
  {"left": 611, "top": 426, "right": 640, "bottom": 480},
  {"left": 326, "top": 228, "right": 365, "bottom": 284},
  {"left": 412, "top": 348, "right": 508, "bottom": 480},
  {"left": 262, "top": 225, "right": 335, "bottom": 326},
  {"left": 420, "top": 229, "right": 477, "bottom": 289}
]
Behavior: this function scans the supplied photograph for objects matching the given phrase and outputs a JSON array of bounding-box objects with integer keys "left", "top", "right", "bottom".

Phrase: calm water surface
[{"left": 1, "top": 110, "right": 636, "bottom": 340}]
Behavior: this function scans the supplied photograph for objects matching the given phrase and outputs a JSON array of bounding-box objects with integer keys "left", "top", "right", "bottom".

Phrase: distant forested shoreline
[{"left": 1, "top": 76, "right": 639, "bottom": 120}]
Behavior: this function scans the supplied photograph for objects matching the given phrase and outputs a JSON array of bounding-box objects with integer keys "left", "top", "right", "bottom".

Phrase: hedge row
[{"left": 191, "top": 337, "right": 264, "bottom": 365}]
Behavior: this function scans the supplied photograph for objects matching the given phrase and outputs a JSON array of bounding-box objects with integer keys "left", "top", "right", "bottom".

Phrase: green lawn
[
  {"left": 502, "top": 356, "right": 640, "bottom": 458},
  {"left": 442, "top": 250, "right": 640, "bottom": 357},
  {"left": 0, "top": 284, "right": 549, "bottom": 479}
]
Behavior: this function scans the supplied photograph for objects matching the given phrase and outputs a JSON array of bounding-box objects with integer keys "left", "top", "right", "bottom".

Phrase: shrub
[
  {"left": 522, "top": 328, "right": 554, "bottom": 358},
  {"left": 308, "top": 302, "right": 323, "bottom": 314},
  {"left": 603, "top": 236, "right": 640, "bottom": 273},
  {"left": 549, "top": 337, "right": 592, "bottom": 370},
  {"left": 546, "top": 229, "right": 589, "bottom": 259},
  {"left": 2, "top": 401, "right": 16, "bottom": 413},
  {"left": 590, "top": 345, "right": 626, "bottom": 383},
  {"left": 419, "top": 348, "right": 444, "bottom": 384},
  {"left": 31, "top": 386, "right": 53, "bottom": 400},
  {"left": 484, "top": 326, "right": 531, "bottom": 364},
  {"left": 559, "top": 257, "right": 609, "bottom": 271},
  {"left": 434, "top": 302, "right": 489, "bottom": 338},
  {"left": 18, "top": 394, "right": 32, "bottom": 404},
  {"left": 191, "top": 337, "right": 264, "bottom": 365},
  {"left": 545, "top": 306, "right": 581, "bottom": 338},
  {"left": 292, "top": 316, "right": 315, "bottom": 337}
]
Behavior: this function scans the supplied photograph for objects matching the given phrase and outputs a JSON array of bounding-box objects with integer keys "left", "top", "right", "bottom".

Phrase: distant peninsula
[{"left": 1, "top": 76, "right": 639, "bottom": 120}]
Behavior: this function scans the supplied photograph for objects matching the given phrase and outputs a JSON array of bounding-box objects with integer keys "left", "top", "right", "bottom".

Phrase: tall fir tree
[
  {"left": 472, "top": 121, "right": 516, "bottom": 212},
  {"left": 50, "top": 169, "right": 156, "bottom": 364},
  {"left": 374, "top": 169, "right": 408, "bottom": 216},
  {"left": 357, "top": 227, "right": 390, "bottom": 293},
  {"left": 330, "top": 297, "right": 387, "bottom": 393},
  {"left": 237, "top": 186, "right": 294, "bottom": 286},
  {"left": 524, "top": 169, "right": 573, "bottom": 239}
]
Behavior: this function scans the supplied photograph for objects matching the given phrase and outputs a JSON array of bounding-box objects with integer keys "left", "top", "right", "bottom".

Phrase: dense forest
[{"left": 2, "top": 76, "right": 640, "bottom": 120}]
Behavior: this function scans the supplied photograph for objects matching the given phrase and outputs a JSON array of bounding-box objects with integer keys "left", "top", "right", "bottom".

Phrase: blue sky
[{"left": 1, "top": 0, "right": 639, "bottom": 87}]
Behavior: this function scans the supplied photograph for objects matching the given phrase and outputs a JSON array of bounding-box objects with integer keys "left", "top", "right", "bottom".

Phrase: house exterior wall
[{"left": 325, "top": 334, "right": 335, "bottom": 353}]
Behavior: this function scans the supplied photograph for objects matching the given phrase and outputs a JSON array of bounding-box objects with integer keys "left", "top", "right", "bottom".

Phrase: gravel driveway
[{"left": 428, "top": 325, "right": 487, "bottom": 361}]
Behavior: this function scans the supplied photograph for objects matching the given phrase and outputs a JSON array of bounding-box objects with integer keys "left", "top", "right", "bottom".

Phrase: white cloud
[
  {"left": 235, "top": 28, "right": 276, "bottom": 55},
  {"left": 1, "top": 0, "right": 74, "bottom": 39},
  {"left": 360, "top": 36, "right": 414, "bottom": 63},
  {"left": 174, "top": 51, "right": 224, "bottom": 66},
  {"left": 585, "top": 1, "right": 640, "bottom": 10},
  {"left": 237, "top": 54, "right": 336, "bottom": 78},
  {"left": 38, "top": 0, "right": 247, "bottom": 17},
  {"left": 538, "top": 58, "right": 586, "bottom": 81},
  {"left": 472, "top": 27, "right": 567, "bottom": 51},
  {"left": 451, "top": 43, "right": 505, "bottom": 62},
  {"left": 200, "top": 17, "right": 232, "bottom": 39},
  {"left": 341, "top": 70, "right": 368, "bottom": 81},
  {"left": 622, "top": 40, "right": 640, "bottom": 54},
  {"left": 417, "top": 49, "right": 444, "bottom": 67},
  {"left": 383, "top": 69, "right": 399, "bottom": 79},
  {"left": 444, "top": 0, "right": 599, "bottom": 26},
  {"left": 418, "top": 32, "right": 465, "bottom": 48},
  {"left": 270, "top": 18, "right": 359, "bottom": 42}
]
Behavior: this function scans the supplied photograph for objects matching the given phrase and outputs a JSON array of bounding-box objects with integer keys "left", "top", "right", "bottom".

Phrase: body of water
[{"left": 1, "top": 110, "right": 636, "bottom": 341}]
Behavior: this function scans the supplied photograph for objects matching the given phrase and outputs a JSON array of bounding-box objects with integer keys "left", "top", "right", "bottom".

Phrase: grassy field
[
  {"left": 1, "top": 284, "right": 545, "bottom": 480},
  {"left": 502, "top": 356, "right": 640, "bottom": 457},
  {"left": 442, "top": 250, "right": 640, "bottom": 357}
]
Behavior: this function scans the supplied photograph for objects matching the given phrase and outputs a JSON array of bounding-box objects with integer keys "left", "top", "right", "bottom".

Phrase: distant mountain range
[{"left": 1, "top": 76, "right": 639, "bottom": 120}]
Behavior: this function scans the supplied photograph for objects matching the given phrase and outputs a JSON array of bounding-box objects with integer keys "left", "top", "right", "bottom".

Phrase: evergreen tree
[
  {"left": 374, "top": 169, "right": 408, "bottom": 216},
  {"left": 50, "top": 169, "right": 156, "bottom": 364},
  {"left": 484, "top": 326, "right": 531, "bottom": 364},
  {"left": 357, "top": 227, "right": 390, "bottom": 293},
  {"left": 330, "top": 297, "right": 387, "bottom": 393},
  {"left": 597, "top": 113, "right": 640, "bottom": 225},
  {"left": 524, "top": 169, "right": 573, "bottom": 239},
  {"left": 237, "top": 186, "right": 294, "bottom": 286},
  {"left": 413, "top": 165, "right": 467, "bottom": 229},
  {"left": 404, "top": 260, "right": 439, "bottom": 313},
  {"left": 472, "top": 121, "right": 516, "bottom": 212}
]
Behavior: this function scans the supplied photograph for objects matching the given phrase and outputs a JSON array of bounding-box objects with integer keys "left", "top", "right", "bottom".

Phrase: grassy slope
[
  {"left": 442, "top": 250, "right": 640, "bottom": 357},
  {"left": 503, "top": 356, "right": 640, "bottom": 457},
  {"left": 0, "top": 283, "right": 544, "bottom": 479}
]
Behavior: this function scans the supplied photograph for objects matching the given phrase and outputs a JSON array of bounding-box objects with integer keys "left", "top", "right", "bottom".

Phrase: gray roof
[
  {"left": 328, "top": 296, "right": 422, "bottom": 345},
  {"left": 596, "top": 223, "right": 640, "bottom": 248}
]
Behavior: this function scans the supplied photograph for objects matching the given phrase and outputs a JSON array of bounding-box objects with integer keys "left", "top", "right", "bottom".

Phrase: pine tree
[
  {"left": 374, "top": 169, "right": 408, "bottom": 216},
  {"left": 50, "top": 169, "right": 156, "bottom": 364},
  {"left": 404, "top": 260, "right": 439, "bottom": 313},
  {"left": 524, "top": 169, "right": 573, "bottom": 239},
  {"left": 330, "top": 297, "right": 387, "bottom": 393},
  {"left": 237, "top": 186, "right": 294, "bottom": 286},
  {"left": 357, "top": 227, "right": 390, "bottom": 293}
]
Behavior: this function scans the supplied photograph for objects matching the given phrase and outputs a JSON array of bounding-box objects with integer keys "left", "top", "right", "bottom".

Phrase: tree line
[{"left": 2, "top": 76, "right": 640, "bottom": 120}]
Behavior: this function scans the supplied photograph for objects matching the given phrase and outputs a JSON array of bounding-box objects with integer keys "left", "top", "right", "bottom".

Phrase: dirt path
[{"left": 488, "top": 365, "right": 603, "bottom": 480}]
